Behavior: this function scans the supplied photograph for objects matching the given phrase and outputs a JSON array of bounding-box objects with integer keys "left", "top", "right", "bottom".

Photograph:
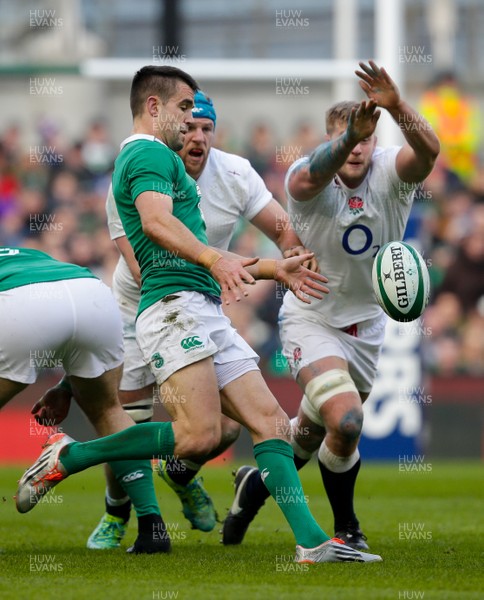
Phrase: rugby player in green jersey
[{"left": 17, "top": 66, "right": 382, "bottom": 563}]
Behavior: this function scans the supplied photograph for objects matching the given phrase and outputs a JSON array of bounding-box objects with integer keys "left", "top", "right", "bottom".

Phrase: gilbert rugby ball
[{"left": 372, "top": 241, "right": 430, "bottom": 322}]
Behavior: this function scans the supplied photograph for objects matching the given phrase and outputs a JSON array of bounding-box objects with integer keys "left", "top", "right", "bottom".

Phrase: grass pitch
[{"left": 0, "top": 461, "right": 482, "bottom": 600}]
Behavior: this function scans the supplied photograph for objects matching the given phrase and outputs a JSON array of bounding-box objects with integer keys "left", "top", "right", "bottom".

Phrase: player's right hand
[
  {"left": 346, "top": 100, "right": 381, "bottom": 143},
  {"left": 210, "top": 256, "right": 259, "bottom": 305},
  {"left": 31, "top": 385, "right": 72, "bottom": 426}
]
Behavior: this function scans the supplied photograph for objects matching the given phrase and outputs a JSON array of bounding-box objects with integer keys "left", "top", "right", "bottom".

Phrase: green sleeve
[{"left": 128, "top": 144, "right": 177, "bottom": 203}]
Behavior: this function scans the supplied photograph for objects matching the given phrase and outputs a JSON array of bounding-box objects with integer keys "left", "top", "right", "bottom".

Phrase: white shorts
[
  {"left": 112, "top": 279, "right": 155, "bottom": 392},
  {"left": 0, "top": 279, "right": 124, "bottom": 384},
  {"left": 279, "top": 308, "right": 387, "bottom": 394},
  {"left": 136, "top": 291, "right": 259, "bottom": 387}
]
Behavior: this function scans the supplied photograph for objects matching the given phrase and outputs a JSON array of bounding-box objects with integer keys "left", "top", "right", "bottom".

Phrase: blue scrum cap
[{"left": 192, "top": 90, "right": 216, "bottom": 127}]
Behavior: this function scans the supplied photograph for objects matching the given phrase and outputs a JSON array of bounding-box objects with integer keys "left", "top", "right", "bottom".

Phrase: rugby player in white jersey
[
  {"left": 34, "top": 90, "right": 319, "bottom": 551},
  {"left": 222, "top": 61, "right": 440, "bottom": 549}
]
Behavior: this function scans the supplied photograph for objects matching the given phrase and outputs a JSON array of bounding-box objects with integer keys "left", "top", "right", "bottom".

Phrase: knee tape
[
  {"left": 123, "top": 398, "right": 154, "bottom": 423},
  {"left": 305, "top": 369, "right": 358, "bottom": 417}
]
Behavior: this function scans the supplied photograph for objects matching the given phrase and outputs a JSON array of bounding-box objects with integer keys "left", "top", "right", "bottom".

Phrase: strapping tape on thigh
[{"left": 305, "top": 369, "right": 358, "bottom": 412}]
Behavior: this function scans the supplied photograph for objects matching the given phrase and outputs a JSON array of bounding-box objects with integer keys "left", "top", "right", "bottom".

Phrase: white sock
[
  {"left": 180, "top": 459, "right": 202, "bottom": 471},
  {"left": 318, "top": 440, "right": 360, "bottom": 473},
  {"left": 106, "top": 490, "right": 130, "bottom": 506}
]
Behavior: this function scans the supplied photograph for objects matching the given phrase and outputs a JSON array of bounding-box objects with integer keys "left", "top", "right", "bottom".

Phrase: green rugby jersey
[
  {"left": 0, "top": 247, "right": 97, "bottom": 291},
  {"left": 112, "top": 135, "right": 221, "bottom": 316}
]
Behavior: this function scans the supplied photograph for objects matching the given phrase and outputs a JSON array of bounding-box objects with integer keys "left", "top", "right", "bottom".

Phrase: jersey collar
[{"left": 120, "top": 134, "right": 166, "bottom": 150}]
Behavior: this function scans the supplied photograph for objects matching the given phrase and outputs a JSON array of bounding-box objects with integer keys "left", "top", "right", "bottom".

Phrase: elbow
[
  {"left": 431, "top": 141, "right": 440, "bottom": 163},
  {"left": 141, "top": 219, "right": 158, "bottom": 243},
  {"left": 428, "top": 136, "right": 441, "bottom": 165},
  {"left": 421, "top": 140, "right": 440, "bottom": 176}
]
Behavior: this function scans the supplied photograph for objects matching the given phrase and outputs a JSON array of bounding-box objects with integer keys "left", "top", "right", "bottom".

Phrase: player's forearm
[
  {"left": 142, "top": 213, "right": 214, "bottom": 267},
  {"left": 275, "top": 226, "right": 303, "bottom": 255},
  {"left": 390, "top": 100, "right": 440, "bottom": 161},
  {"left": 219, "top": 249, "right": 277, "bottom": 281},
  {"left": 250, "top": 200, "right": 302, "bottom": 255},
  {"left": 307, "top": 132, "right": 358, "bottom": 183},
  {"left": 288, "top": 133, "right": 358, "bottom": 200}
]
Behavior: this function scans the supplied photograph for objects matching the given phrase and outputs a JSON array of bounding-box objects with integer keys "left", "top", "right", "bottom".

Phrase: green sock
[
  {"left": 59, "top": 422, "right": 175, "bottom": 475},
  {"left": 254, "top": 438, "right": 330, "bottom": 548},
  {"left": 108, "top": 460, "right": 160, "bottom": 517}
]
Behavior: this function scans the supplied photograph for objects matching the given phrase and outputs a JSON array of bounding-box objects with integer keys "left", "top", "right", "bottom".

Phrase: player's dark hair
[
  {"left": 130, "top": 66, "right": 199, "bottom": 118},
  {"left": 326, "top": 101, "right": 360, "bottom": 134}
]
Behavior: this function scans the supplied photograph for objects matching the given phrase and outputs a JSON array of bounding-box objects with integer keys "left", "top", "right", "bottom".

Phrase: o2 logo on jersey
[{"left": 342, "top": 224, "right": 380, "bottom": 258}]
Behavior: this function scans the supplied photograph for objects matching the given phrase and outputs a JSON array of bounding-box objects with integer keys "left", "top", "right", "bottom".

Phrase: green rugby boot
[
  {"left": 157, "top": 460, "right": 217, "bottom": 532},
  {"left": 87, "top": 513, "right": 128, "bottom": 549}
]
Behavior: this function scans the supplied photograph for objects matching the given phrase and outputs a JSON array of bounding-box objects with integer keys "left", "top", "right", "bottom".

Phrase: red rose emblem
[
  {"left": 348, "top": 196, "right": 363, "bottom": 209},
  {"left": 348, "top": 196, "right": 364, "bottom": 214}
]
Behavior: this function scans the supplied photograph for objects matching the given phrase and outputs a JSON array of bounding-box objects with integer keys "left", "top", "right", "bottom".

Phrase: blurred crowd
[
  {"left": 414, "top": 73, "right": 484, "bottom": 377},
  {"left": 0, "top": 119, "right": 119, "bottom": 282},
  {"left": 0, "top": 76, "right": 482, "bottom": 378}
]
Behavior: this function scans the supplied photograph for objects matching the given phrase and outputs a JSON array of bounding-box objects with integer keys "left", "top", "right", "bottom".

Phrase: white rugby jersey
[
  {"left": 282, "top": 146, "right": 416, "bottom": 328},
  {"left": 106, "top": 146, "right": 272, "bottom": 301}
]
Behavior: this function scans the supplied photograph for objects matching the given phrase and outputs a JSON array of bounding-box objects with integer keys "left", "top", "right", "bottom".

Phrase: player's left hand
[
  {"left": 355, "top": 60, "right": 401, "bottom": 110},
  {"left": 283, "top": 245, "right": 320, "bottom": 273},
  {"left": 275, "top": 253, "right": 329, "bottom": 304},
  {"left": 31, "top": 385, "right": 72, "bottom": 426}
]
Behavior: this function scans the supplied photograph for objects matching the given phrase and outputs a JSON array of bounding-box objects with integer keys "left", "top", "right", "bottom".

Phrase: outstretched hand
[
  {"left": 346, "top": 100, "right": 381, "bottom": 144},
  {"left": 275, "top": 253, "right": 329, "bottom": 304},
  {"left": 211, "top": 256, "right": 259, "bottom": 305},
  {"left": 355, "top": 60, "right": 401, "bottom": 110}
]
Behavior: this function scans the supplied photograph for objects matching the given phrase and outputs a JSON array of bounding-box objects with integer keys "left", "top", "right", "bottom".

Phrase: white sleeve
[
  {"left": 105, "top": 183, "right": 126, "bottom": 241},
  {"left": 242, "top": 165, "right": 273, "bottom": 220},
  {"left": 284, "top": 156, "right": 310, "bottom": 204},
  {"left": 381, "top": 146, "right": 401, "bottom": 184}
]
